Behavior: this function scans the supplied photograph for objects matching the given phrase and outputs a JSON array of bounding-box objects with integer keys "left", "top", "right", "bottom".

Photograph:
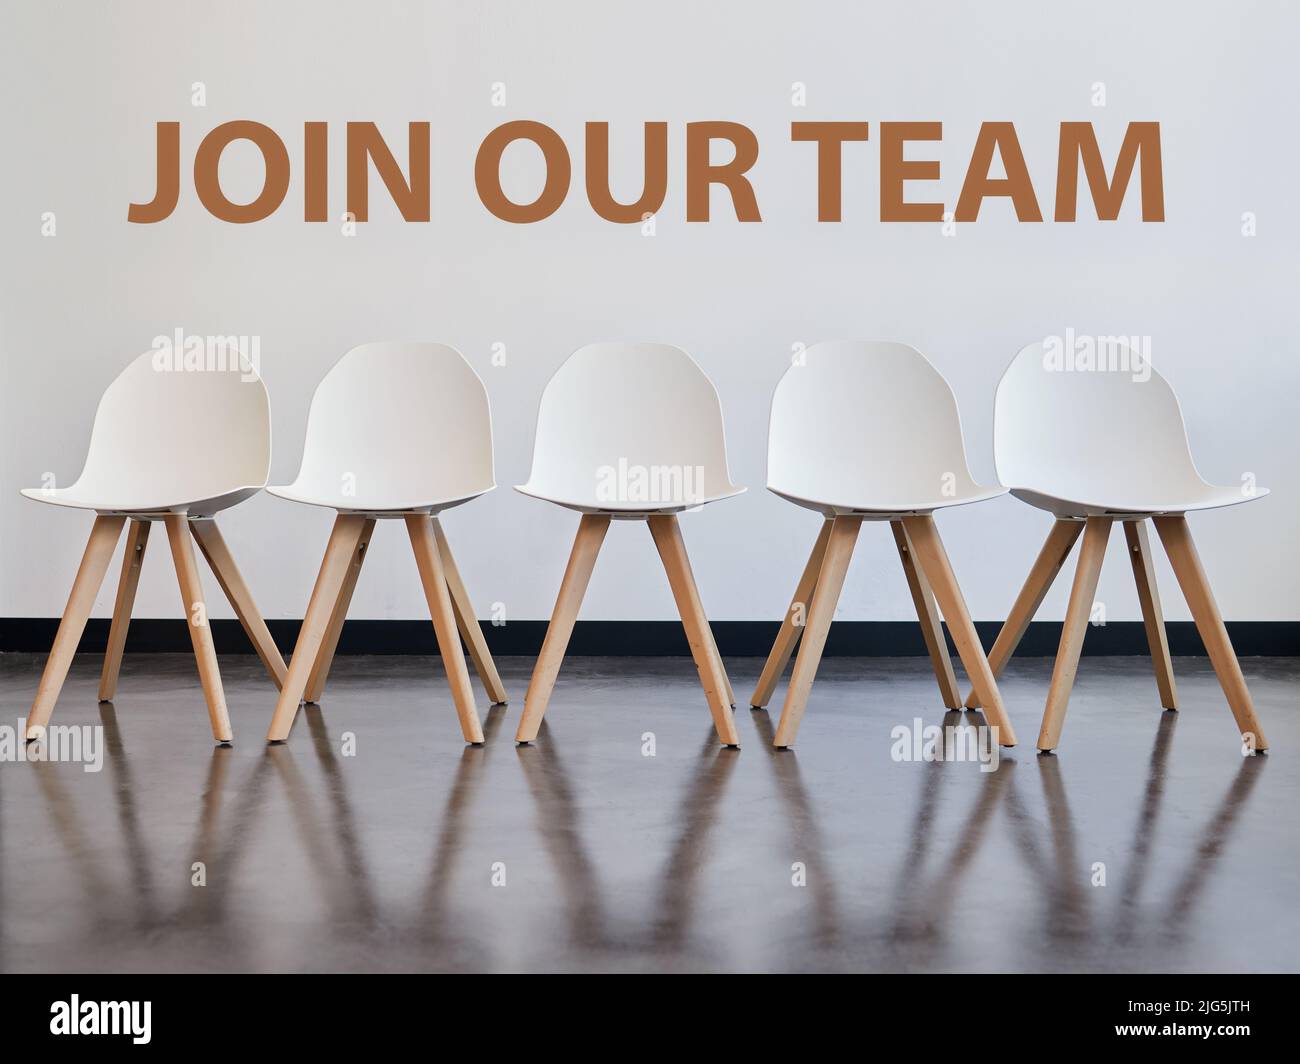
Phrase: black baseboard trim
[{"left": 0, "top": 618, "right": 1295, "bottom": 657}]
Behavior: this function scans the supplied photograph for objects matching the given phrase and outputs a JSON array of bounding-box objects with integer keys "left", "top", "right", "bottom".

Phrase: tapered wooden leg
[
  {"left": 408, "top": 514, "right": 485, "bottom": 744},
  {"left": 432, "top": 518, "right": 508, "bottom": 705},
  {"left": 266, "top": 515, "right": 368, "bottom": 742},
  {"left": 1124, "top": 519, "right": 1178, "bottom": 710},
  {"left": 26, "top": 515, "right": 126, "bottom": 739},
  {"left": 751, "top": 519, "right": 833, "bottom": 709},
  {"left": 1037, "top": 516, "right": 1112, "bottom": 752},
  {"left": 903, "top": 515, "right": 1018, "bottom": 747},
  {"left": 304, "top": 518, "right": 375, "bottom": 703},
  {"left": 648, "top": 515, "right": 740, "bottom": 747},
  {"left": 966, "top": 519, "right": 1082, "bottom": 708},
  {"left": 190, "top": 519, "right": 288, "bottom": 690},
  {"left": 516, "top": 514, "right": 610, "bottom": 744},
  {"left": 892, "top": 520, "right": 962, "bottom": 709},
  {"left": 702, "top": 619, "right": 736, "bottom": 708},
  {"left": 98, "top": 519, "right": 151, "bottom": 702},
  {"left": 165, "top": 514, "right": 232, "bottom": 743},
  {"left": 1154, "top": 515, "right": 1267, "bottom": 751},
  {"left": 773, "top": 516, "right": 861, "bottom": 748}
]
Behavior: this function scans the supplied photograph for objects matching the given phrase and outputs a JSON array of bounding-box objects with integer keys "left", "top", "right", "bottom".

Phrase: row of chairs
[{"left": 23, "top": 340, "right": 1268, "bottom": 755}]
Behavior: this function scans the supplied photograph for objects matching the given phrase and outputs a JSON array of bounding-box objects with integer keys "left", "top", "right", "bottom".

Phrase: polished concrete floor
[{"left": 0, "top": 651, "right": 1296, "bottom": 973}]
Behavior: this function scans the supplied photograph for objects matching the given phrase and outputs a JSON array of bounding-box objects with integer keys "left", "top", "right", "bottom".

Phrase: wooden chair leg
[
  {"left": 516, "top": 514, "right": 610, "bottom": 744},
  {"left": 966, "top": 518, "right": 1082, "bottom": 707},
  {"left": 751, "top": 519, "right": 833, "bottom": 709},
  {"left": 190, "top": 519, "right": 288, "bottom": 690},
  {"left": 432, "top": 518, "right": 508, "bottom": 705},
  {"left": 26, "top": 515, "right": 125, "bottom": 739},
  {"left": 164, "top": 514, "right": 232, "bottom": 743},
  {"left": 98, "top": 519, "right": 150, "bottom": 702},
  {"left": 408, "top": 514, "right": 485, "bottom": 745},
  {"left": 773, "top": 515, "right": 861, "bottom": 748},
  {"left": 891, "top": 520, "right": 962, "bottom": 709},
  {"left": 1037, "top": 516, "right": 1112, "bottom": 752},
  {"left": 304, "top": 518, "right": 375, "bottom": 704},
  {"left": 1124, "top": 519, "right": 1178, "bottom": 710},
  {"left": 266, "top": 515, "right": 368, "bottom": 742},
  {"left": 703, "top": 619, "right": 736, "bottom": 708},
  {"left": 903, "top": 515, "right": 1018, "bottom": 747},
  {"left": 648, "top": 514, "right": 740, "bottom": 747},
  {"left": 1153, "top": 515, "right": 1267, "bottom": 751}
]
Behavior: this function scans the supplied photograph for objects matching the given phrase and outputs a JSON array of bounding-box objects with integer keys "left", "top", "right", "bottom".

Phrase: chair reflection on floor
[
  {"left": 748, "top": 709, "right": 840, "bottom": 946},
  {"left": 22, "top": 707, "right": 256, "bottom": 962},
  {"left": 1000, "top": 752, "right": 1093, "bottom": 943},
  {"left": 876, "top": 703, "right": 1266, "bottom": 964},
  {"left": 514, "top": 723, "right": 612, "bottom": 951},
  {"left": 265, "top": 715, "right": 380, "bottom": 926},
  {"left": 19, "top": 702, "right": 379, "bottom": 958},
  {"left": 11, "top": 685, "right": 1271, "bottom": 971},
  {"left": 409, "top": 705, "right": 510, "bottom": 968},
  {"left": 648, "top": 734, "right": 741, "bottom": 950},
  {"left": 515, "top": 711, "right": 840, "bottom": 961},
  {"left": 883, "top": 709, "right": 1013, "bottom": 956}
]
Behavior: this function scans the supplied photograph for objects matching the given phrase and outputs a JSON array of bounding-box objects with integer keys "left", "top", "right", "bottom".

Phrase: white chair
[
  {"left": 752, "top": 340, "right": 1017, "bottom": 748},
  {"left": 515, "top": 342, "right": 745, "bottom": 746},
  {"left": 22, "top": 350, "right": 283, "bottom": 743},
  {"left": 264, "top": 341, "right": 506, "bottom": 744},
  {"left": 974, "top": 339, "right": 1269, "bottom": 752}
]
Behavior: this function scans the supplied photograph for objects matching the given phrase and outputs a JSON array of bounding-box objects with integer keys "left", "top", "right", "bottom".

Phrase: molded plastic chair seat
[
  {"left": 267, "top": 342, "right": 495, "bottom": 516},
  {"left": 514, "top": 482, "right": 745, "bottom": 515},
  {"left": 20, "top": 483, "right": 262, "bottom": 514},
  {"left": 21, "top": 351, "right": 270, "bottom": 516},
  {"left": 995, "top": 341, "right": 1265, "bottom": 518},
  {"left": 22, "top": 351, "right": 281, "bottom": 744},
  {"left": 515, "top": 342, "right": 745, "bottom": 746},
  {"left": 266, "top": 482, "right": 491, "bottom": 515},
  {"left": 765, "top": 340, "right": 1007, "bottom": 517},
  {"left": 515, "top": 342, "right": 745, "bottom": 515},
  {"left": 975, "top": 340, "right": 1270, "bottom": 753},
  {"left": 753, "top": 340, "right": 1016, "bottom": 748},
  {"left": 769, "top": 484, "right": 1006, "bottom": 517},
  {"left": 1008, "top": 482, "right": 1264, "bottom": 518},
  {"left": 264, "top": 342, "right": 506, "bottom": 746}
]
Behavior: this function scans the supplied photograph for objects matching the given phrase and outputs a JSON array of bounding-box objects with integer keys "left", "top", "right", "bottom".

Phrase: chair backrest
[
  {"left": 290, "top": 342, "right": 494, "bottom": 507},
  {"left": 523, "top": 342, "right": 739, "bottom": 508},
  {"left": 766, "top": 340, "right": 983, "bottom": 506},
  {"left": 995, "top": 340, "right": 1205, "bottom": 499},
  {"left": 75, "top": 350, "right": 270, "bottom": 503}
]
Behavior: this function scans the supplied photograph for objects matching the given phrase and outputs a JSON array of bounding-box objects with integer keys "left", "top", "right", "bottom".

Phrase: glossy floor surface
[{"left": 0, "top": 652, "right": 1296, "bottom": 973}]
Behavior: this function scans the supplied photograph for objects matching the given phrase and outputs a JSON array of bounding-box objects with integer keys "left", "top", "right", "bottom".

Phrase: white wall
[{"left": 2, "top": 0, "right": 1296, "bottom": 626}]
